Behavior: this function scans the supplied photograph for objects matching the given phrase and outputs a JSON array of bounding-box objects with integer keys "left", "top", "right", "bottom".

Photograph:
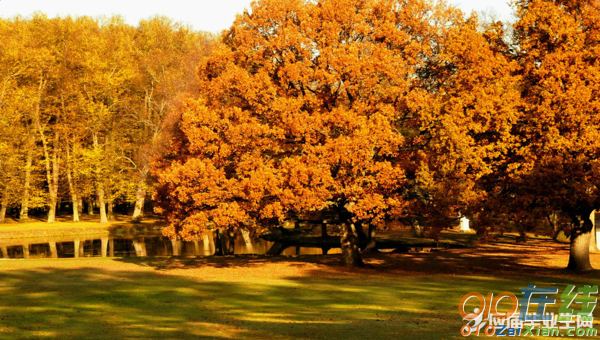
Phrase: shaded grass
[{"left": 0, "top": 249, "right": 598, "bottom": 339}]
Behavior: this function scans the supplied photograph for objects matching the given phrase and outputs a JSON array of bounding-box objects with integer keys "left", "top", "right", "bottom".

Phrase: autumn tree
[
  {"left": 154, "top": 0, "right": 478, "bottom": 266},
  {"left": 412, "top": 13, "right": 521, "bottom": 240},
  {"left": 127, "top": 17, "right": 213, "bottom": 223},
  {"left": 510, "top": 0, "right": 600, "bottom": 271}
]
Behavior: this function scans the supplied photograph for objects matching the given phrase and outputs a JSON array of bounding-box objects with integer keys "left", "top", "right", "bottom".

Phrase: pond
[{"left": 0, "top": 228, "right": 342, "bottom": 259}]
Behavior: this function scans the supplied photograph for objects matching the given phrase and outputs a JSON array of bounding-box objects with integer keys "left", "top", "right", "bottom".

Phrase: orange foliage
[{"left": 155, "top": 0, "right": 467, "bottom": 240}]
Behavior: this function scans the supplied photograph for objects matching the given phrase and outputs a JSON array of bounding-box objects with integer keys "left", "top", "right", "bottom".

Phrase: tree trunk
[
  {"left": 226, "top": 228, "right": 236, "bottom": 255},
  {"left": 567, "top": 211, "right": 595, "bottom": 272},
  {"left": 46, "top": 146, "right": 59, "bottom": 224},
  {"left": 548, "top": 212, "right": 560, "bottom": 240},
  {"left": 66, "top": 145, "right": 80, "bottom": 222},
  {"left": 241, "top": 228, "right": 253, "bottom": 253},
  {"left": 171, "top": 238, "right": 180, "bottom": 256},
  {"left": 412, "top": 221, "right": 424, "bottom": 237},
  {"left": 19, "top": 146, "right": 33, "bottom": 221},
  {"left": 590, "top": 211, "right": 599, "bottom": 253},
  {"left": 354, "top": 222, "right": 369, "bottom": 249},
  {"left": 321, "top": 222, "right": 328, "bottom": 237},
  {"left": 131, "top": 170, "right": 147, "bottom": 223},
  {"left": 33, "top": 78, "right": 59, "bottom": 224},
  {"left": 363, "top": 224, "right": 378, "bottom": 252},
  {"left": 340, "top": 222, "right": 363, "bottom": 267},
  {"left": 0, "top": 186, "right": 8, "bottom": 223},
  {"left": 214, "top": 229, "right": 226, "bottom": 256},
  {"left": 78, "top": 196, "right": 83, "bottom": 216},
  {"left": 92, "top": 133, "right": 108, "bottom": 224},
  {"left": 97, "top": 187, "right": 108, "bottom": 224},
  {"left": 87, "top": 199, "right": 94, "bottom": 215},
  {"left": 108, "top": 202, "right": 114, "bottom": 221}
]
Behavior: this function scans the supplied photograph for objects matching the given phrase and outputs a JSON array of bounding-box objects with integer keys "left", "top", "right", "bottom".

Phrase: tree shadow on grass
[
  {"left": 0, "top": 265, "right": 477, "bottom": 340},
  {"left": 0, "top": 257, "right": 598, "bottom": 339},
  {"left": 115, "top": 241, "right": 600, "bottom": 282}
]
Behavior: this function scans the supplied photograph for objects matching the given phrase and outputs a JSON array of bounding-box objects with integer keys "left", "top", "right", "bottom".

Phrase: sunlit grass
[{"left": 0, "top": 255, "right": 597, "bottom": 339}]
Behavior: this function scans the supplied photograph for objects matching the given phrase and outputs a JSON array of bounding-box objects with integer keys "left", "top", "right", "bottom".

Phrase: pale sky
[{"left": 0, "top": 0, "right": 514, "bottom": 33}]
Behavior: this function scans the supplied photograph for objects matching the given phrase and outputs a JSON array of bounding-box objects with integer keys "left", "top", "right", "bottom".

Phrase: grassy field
[{"left": 0, "top": 240, "right": 598, "bottom": 339}]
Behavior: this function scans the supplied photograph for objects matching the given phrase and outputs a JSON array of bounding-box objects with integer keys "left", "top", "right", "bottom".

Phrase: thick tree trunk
[
  {"left": 78, "top": 196, "right": 83, "bottom": 216},
  {"left": 66, "top": 145, "right": 80, "bottom": 222},
  {"left": 241, "top": 228, "right": 253, "bottom": 253},
  {"left": 131, "top": 170, "right": 148, "bottom": 223},
  {"left": 226, "top": 228, "right": 236, "bottom": 255},
  {"left": 97, "top": 187, "right": 108, "bottom": 224},
  {"left": 353, "top": 222, "right": 369, "bottom": 249},
  {"left": 108, "top": 202, "right": 114, "bottom": 221},
  {"left": 340, "top": 222, "right": 363, "bottom": 267},
  {"left": 214, "top": 229, "right": 227, "bottom": 256},
  {"left": 590, "top": 211, "right": 598, "bottom": 253},
  {"left": 0, "top": 186, "right": 8, "bottom": 223},
  {"left": 567, "top": 211, "right": 595, "bottom": 272},
  {"left": 19, "top": 147, "right": 33, "bottom": 221}
]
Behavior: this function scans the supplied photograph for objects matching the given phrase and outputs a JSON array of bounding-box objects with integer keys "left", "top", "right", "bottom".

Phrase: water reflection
[{"left": 0, "top": 231, "right": 341, "bottom": 259}]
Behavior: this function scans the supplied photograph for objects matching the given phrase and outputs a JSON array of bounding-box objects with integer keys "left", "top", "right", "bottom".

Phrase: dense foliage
[{"left": 0, "top": 14, "right": 213, "bottom": 223}]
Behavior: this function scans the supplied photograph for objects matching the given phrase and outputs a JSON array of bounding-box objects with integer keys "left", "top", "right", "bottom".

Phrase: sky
[{"left": 0, "top": 0, "right": 514, "bottom": 33}]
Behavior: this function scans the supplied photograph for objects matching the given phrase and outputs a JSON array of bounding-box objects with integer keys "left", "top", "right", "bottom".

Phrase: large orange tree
[
  {"left": 510, "top": 0, "right": 600, "bottom": 271},
  {"left": 154, "top": 0, "right": 464, "bottom": 265},
  {"left": 154, "top": 0, "right": 522, "bottom": 265}
]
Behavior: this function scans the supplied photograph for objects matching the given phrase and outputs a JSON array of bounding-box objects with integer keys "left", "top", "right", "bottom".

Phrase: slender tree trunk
[
  {"left": 548, "top": 212, "right": 560, "bottom": 240},
  {"left": 131, "top": 170, "right": 148, "bottom": 223},
  {"left": 321, "top": 222, "right": 328, "bottom": 237},
  {"left": 567, "top": 210, "right": 595, "bottom": 272},
  {"left": 33, "top": 77, "right": 59, "bottom": 224},
  {"left": 19, "top": 146, "right": 33, "bottom": 221},
  {"left": 92, "top": 133, "right": 108, "bottom": 224},
  {"left": 66, "top": 145, "right": 79, "bottom": 222},
  {"left": 0, "top": 186, "right": 8, "bottom": 223},
  {"left": 46, "top": 140, "right": 60, "bottom": 223},
  {"left": 87, "top": 199, "right": 94, "bottom": 215},
  {"left": 340, "top": 222, "right": 363, "bottom": 267},
  {"left": 364, "top": 224, "right": 378, "bottom": 252}
]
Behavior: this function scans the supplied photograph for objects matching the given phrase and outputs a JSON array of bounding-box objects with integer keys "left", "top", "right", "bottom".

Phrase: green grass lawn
[{"left": 0, "top": 246, "right": 598, "bottom": 340}]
